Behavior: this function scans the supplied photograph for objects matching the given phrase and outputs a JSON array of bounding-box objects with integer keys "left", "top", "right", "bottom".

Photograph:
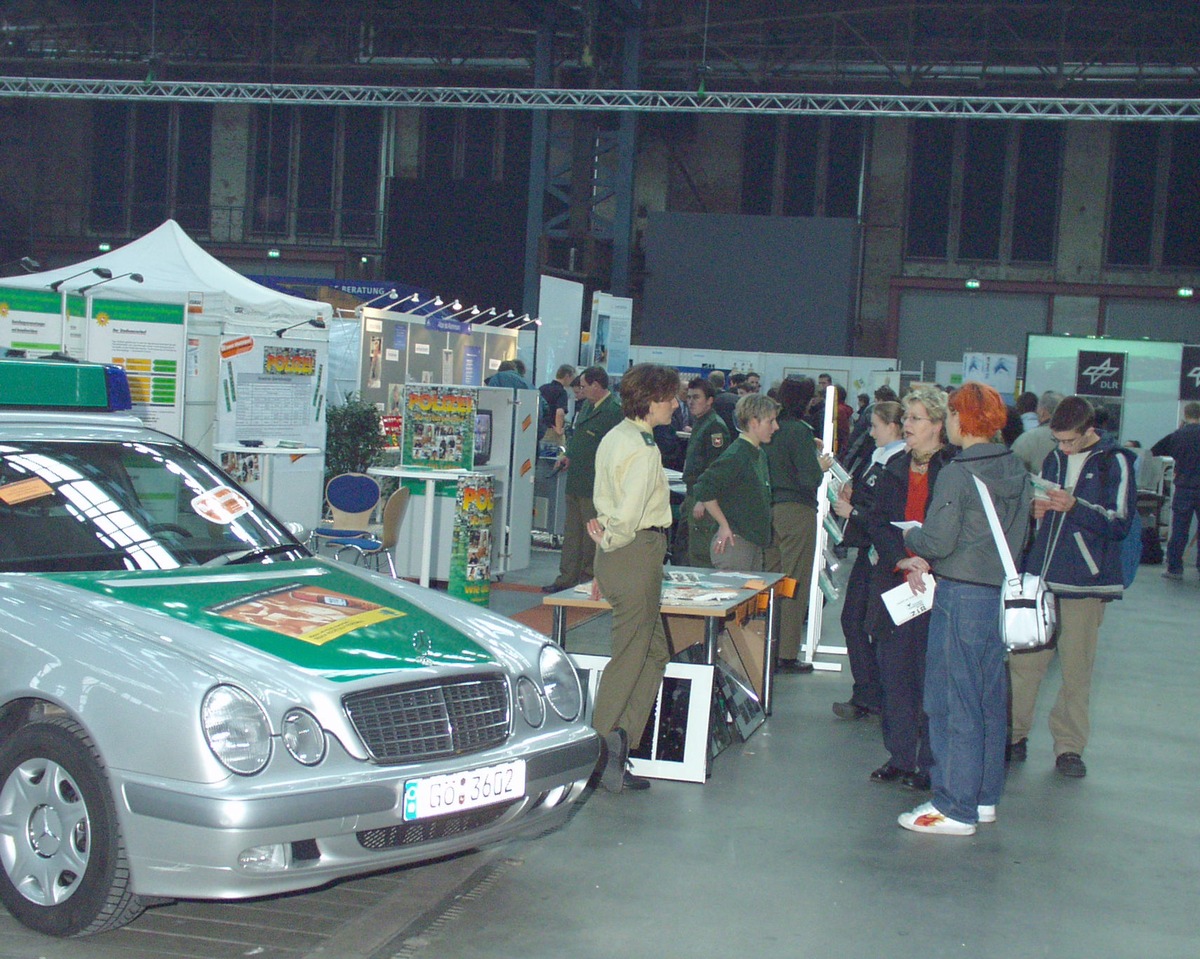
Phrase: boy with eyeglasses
[{"left": 1008, "top": 395, "right": 1138, "bottom": 778}]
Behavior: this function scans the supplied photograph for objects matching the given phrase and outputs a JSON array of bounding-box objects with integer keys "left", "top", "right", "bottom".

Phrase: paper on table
[
  {"left": 891, "top": 520, "right": 922, "bottom": 531},
  {"left": 882, "top": 573, "right": 935, "bottom": 625}
]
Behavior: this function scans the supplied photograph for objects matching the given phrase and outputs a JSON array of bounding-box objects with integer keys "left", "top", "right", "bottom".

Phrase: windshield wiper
[{"left": 202, "top": 544, "right": 302, "bottom": 567}]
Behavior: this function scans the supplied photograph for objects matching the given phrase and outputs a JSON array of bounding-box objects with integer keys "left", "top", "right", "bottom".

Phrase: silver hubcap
[{"left": 0, "top": 758, "right": 90, "bottom": 906}]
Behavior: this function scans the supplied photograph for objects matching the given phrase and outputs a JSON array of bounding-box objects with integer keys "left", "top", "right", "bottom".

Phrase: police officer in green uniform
[
  {"left": 545, "top": 366, "right": 623, "bottom": 592},
  {"left": 678, "top": 377, "right": 731, "bottom": 567},
  {"left": 692, "top": 393, "right": 780, "bottom": 570}
]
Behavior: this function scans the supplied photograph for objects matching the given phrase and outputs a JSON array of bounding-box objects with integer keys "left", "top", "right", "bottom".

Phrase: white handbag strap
[{"left": 972, "top": 474, "right": 1020, "bottom": 583}]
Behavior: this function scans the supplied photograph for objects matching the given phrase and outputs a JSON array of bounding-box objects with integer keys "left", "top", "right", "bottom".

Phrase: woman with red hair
[{"left": 893, "top": 382, "right": 1031, "bottom": 836}]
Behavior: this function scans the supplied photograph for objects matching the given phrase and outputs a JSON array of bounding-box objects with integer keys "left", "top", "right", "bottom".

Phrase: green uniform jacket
[
  {"left": 564, "top": 392, "right": 623, "bottom": 497},
  {"left": 764, "top": 416, "right": 823, "bottom": 507},
  {"left": 692, "top": 436, "right": 773, "bottom": 547},
  {"left": 682, "top": 410, "right": 731, "bottom": 493}
]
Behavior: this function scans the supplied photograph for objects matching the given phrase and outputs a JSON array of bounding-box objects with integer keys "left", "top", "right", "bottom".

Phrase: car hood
[{"left": 42, "top": 559, "right": 499, "bottom": 682}]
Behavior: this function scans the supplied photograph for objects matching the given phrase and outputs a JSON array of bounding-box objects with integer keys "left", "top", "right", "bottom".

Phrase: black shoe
[
  {"left": 870, "top": 763, "right": 906, "bottom": 784},
  {"left": 1055, "top": 752, "right": 1087, "bottom": 778},
  {"left": 622, "top": 766, "right": 652, "bottom": 791},
  {"left": 1006, "top": 737, "right": 1028, "bottom": 763},
  {"left": 901, "top": 770, "right": 931, "bottom": 792},
  {"left": 776, "top": 659, "right": 814, "bottom": 674},
  {"left": 832, "top": 700, "right": 870, "bottom": 720},
  {"left": 601, "top": 729, "right": 629, "bottom": 792},
  {"left": 541, "top": 584, "right": 563, "bottom": 593}
]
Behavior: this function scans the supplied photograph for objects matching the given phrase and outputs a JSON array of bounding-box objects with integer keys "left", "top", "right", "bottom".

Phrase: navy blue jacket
[{"left": 1023, "top": 437, "right": 1137, "bottom": 599}]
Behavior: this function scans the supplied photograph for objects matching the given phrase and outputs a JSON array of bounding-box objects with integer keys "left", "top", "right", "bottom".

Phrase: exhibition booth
[
  {"left": 1024, "top": 333, "right": 1200, "bottom": 445},
  {"left": 351, "top": 305, "right": 539, "bottom": 587}
]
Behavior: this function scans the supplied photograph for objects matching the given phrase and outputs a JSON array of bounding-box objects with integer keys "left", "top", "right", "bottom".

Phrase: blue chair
[
  {"left": 309, "top": 473, "right": 380, "bottom": 552},
  {"left": 330, "top": 487, "right": 410, "bottom": 577}
]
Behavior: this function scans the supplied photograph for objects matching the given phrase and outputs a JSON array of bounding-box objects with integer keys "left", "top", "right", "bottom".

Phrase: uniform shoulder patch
[
  {"left": 711, "top": 433, "right": 724, "bottom": 448},
  {"left": 642, "top": 432, "right": 656, "bottom": 446}
]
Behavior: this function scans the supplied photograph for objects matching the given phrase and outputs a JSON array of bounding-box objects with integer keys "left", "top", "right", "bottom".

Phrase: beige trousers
[{"left": 1008, "top": 597, "right": 1105, "bottom": 756}]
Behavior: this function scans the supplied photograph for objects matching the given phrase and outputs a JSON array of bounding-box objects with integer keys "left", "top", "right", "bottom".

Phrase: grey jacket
[{"left": 904, "top": 443, "right": 1031, "bottom": 587}]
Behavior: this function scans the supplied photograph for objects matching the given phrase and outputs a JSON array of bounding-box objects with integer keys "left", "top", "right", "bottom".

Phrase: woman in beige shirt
[{"left": 587, "top": 363, "right": 680, "bottom": 794}]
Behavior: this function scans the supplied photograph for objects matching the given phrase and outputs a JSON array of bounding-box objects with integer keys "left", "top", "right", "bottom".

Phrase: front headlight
[
  {"left": 515, "top": 676, "right": 546, "bottom": 728},
  {"left": 281, "top": 708, "right": 327, "bottom": 766},
  {"left": 539, "top": 644, "right": 583, "bottom": 721},
  {"left": 202, "top": 685, "right": 272, "bottom": 775}
]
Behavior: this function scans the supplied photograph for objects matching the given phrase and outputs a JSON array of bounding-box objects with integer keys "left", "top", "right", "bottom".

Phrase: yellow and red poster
[
  {"left": 401, "top": 386, "right": 476, "bottom": 470},
  {"left": 449, "top": 474, "right": 493, "bottom": 606}
]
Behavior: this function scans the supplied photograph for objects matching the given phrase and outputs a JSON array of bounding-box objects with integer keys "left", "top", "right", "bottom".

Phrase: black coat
[
  {"left": 840, "top": 445, "right": 903, "bottom": 549},
  {"left": 864, "top": 446, "right": 957, "bottom": 639}
]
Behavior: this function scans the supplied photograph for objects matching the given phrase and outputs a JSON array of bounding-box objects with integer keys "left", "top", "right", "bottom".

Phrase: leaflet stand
[{"left": 801, "top": 384, "right": 848, "bottom": 672}]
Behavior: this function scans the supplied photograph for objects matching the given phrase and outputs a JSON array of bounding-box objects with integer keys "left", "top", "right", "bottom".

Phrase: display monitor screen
[{"left": 474, "top": 410, "right": 493, "bottom": 466}]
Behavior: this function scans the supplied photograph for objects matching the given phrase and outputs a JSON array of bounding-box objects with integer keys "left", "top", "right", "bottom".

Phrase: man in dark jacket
[
  {"left": 543, "top": 366, "right": 623, "bottom": 592},
  {"left": 1009, "top": 395, "right": 1137, "bottom": 779},
  {"left": 1151, "top": 400, "right": 1200, "bottom": 579}
]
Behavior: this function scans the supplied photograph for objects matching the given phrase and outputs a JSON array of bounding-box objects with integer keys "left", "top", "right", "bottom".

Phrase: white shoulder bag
[{"left": 972, "top": 474, "right": 1058, "bottom": 653}]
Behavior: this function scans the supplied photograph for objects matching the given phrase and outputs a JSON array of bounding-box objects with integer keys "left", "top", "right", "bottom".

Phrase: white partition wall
[{"left": 1025, "top": 334, "right": 1185, "bottom": 446}]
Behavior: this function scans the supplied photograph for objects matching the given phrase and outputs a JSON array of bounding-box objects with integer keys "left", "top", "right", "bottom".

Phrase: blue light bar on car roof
[{"left": 0, "top": 356, "right": 133, "bottom": 412}]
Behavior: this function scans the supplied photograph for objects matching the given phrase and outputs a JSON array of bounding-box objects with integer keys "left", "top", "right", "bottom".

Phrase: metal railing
[{"left": 26, "top": 202, "right": 385, "bottom": 248}]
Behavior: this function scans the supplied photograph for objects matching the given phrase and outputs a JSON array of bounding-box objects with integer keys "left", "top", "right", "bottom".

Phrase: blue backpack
[
  {"left": 1119, "top": 508, "right": 1142, "bottom": 589},
  {"left": 1107, "top": 447, "right": 1141, "bottom": 589}
]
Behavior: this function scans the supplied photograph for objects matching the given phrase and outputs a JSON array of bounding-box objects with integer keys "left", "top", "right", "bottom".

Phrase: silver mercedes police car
[{"left": 0, "top": 358, "right": 598, "bottom": 937}]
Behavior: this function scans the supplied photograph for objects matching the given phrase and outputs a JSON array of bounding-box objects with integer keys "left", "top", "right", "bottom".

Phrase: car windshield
[{"left": 0, "top": 439, "right": 305, "bottom": 573}]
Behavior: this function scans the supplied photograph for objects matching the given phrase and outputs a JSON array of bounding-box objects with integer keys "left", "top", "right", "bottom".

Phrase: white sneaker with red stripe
[{"left": 898, "top": 801, "right": 976, "bottom": 836}]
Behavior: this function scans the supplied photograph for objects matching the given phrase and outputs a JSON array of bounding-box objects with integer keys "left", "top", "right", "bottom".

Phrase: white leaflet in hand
[
  {"left": 891, "top": 520, "right": 922, "bottom": 531},
  {"left": 882, "top": 573, "right": 935, "bottom": 626}
]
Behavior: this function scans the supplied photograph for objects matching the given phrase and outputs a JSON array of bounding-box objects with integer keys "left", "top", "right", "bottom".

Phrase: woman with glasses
[
  {"left": 895, "top": 382, "right": 1030, "bottom": 835},
  {"left": 865, "top": 386, "right": 955, "bottom": 792}
]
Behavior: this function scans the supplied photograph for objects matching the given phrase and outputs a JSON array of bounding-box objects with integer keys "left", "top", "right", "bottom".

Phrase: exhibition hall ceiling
[{"left": 2, "top": 1, "right": 1199, "bottom": 97}]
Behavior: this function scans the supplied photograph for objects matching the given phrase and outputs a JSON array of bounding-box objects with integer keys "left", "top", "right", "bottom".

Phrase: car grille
[
  {"left": 343, "top": 674, "right": 511, "bottom": 764},
  {"left": 357, "top": 802, "right": 518, "bottom": 850}
]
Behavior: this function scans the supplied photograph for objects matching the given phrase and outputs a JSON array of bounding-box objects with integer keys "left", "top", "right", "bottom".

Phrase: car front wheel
[{"left": 0, "top": 716, "right": 144, "bottom": 936}]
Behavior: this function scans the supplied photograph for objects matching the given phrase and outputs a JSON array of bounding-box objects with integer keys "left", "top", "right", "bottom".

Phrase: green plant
[{"left": 324, "top": 394, "right": 387, "bottom": 486}]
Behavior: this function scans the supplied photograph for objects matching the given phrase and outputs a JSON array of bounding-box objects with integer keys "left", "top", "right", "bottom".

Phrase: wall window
[
  {"left": 1163, "top": 124, "right": 1200, "bottom": 268},
  {"left": 250, "top": 106, "right": 383, "bottom": 240},
  {"left": 1011, "top": 123, "right": 1062, "bottom": 263},
  {"left": 89, "top": 103, "right": 211, "bottom": 235},
  {"left": 741, "top": 115, "right": 864, "bottom": 218},
  {"left": 1107, "top": 123, "right": 1157, "bottom": 267},
  {"left": 1107, "top": 122, "right": 1200, "bottom": 269},
  {"left": 906, "top": 119, "right": 1060, "bottom": 264},
  {"left": 421, "top": 108, "right": 512, "bottom": 182},
  {"left": 906, "top": 120, "right": 953, "bottom": 258}
]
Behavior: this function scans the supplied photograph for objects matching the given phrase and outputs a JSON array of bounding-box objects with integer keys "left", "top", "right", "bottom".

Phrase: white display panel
[{"left": 1024, "top": 334, "right": 1183, "bottom": 447}]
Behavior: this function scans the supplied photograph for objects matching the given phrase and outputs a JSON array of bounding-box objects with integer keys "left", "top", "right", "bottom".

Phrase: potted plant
[{"left": 324, "top": 394, "right": 387, "bottom": 486}]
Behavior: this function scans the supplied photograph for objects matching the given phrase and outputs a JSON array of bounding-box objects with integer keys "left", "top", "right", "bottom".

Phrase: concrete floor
[
  {"left": 424, "top": 549, "right": 1200, "bottom": 959},
  {"left": 3, "top": 547, "right": 1196, "bottom": 959}
]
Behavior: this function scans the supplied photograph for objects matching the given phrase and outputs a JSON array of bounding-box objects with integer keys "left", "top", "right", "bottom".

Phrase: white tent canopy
[{"left": 4, "top": 219, "right": 331, "bottom": 330}]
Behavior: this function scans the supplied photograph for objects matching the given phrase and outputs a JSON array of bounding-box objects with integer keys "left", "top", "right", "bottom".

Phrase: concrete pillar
[
  {"left": 1056, "top": 122, "right": 1112, "bottom": 284},
  {"left": 210, "top": 104, "right": 251, "bottom": 242},
  {"left": 857, "top": 117, "right": 910, "bottom": 356}
]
